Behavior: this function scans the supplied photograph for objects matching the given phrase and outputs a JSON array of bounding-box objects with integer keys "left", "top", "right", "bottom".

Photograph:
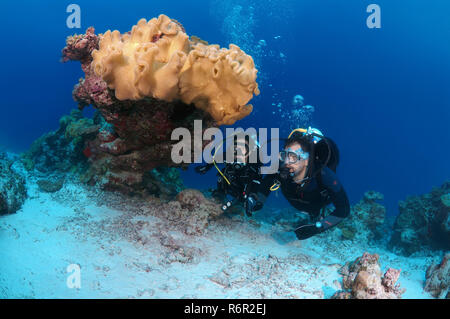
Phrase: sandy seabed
[{"left": 0, "top": 173, "right": 435, "bottom": 299}]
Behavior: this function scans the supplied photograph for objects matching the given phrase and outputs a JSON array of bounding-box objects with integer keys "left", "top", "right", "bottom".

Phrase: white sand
[{"left": 0, "top": 175, "right": 436, "bottom": 299}]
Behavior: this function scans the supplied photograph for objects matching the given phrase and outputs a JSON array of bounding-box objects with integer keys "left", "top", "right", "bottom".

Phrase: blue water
[{"left": 1, "top": 0, "right": 449, "bottom": 216}]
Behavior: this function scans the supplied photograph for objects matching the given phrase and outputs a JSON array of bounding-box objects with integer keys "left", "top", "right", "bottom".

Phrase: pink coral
[
  {"left": 62, "top": 27, "right": 99, "bottom": 71},
  {"left": 382, "top": 268, "right": 402, "bottom": 293},
  {"left": 424, "top": 253, "right": 449, "bottom": 298},
  {"left": 332, "top": 252, "right": 405, "bottom": 299},
  {"left": 165, "top": 189, "right": 223, "bottom": 235}
]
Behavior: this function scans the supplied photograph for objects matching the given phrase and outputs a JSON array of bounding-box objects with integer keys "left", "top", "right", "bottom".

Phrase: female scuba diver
[
  {"left": 195, "top": 134, "right": 264, "bottom": 216},
  {"left": 247, "top": 128, "right": 350, "bottom": 240}
]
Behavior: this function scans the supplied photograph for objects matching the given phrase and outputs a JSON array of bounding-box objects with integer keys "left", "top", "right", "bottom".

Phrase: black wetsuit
[
  {"left": 256, "top": 166, "right": 350, "bottom": 239},
  {"left": 196, "top": 161, "right": 263, "bottom": 212},
  {"left": 217, "top": 162, "right": 263, "bottom": 201}
]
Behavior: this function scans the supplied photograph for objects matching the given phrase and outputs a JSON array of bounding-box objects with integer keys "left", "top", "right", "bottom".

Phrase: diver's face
[
  {"left": 283, "top": 143, "right": 308, "bottom": 176},
  {"left": 234, "top": 143, "right": 249, "bottom": 164}
]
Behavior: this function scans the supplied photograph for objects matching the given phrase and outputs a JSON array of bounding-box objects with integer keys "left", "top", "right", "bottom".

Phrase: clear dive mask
[{"left": 279, "top": 147, "right": 309, "bottom": 164}]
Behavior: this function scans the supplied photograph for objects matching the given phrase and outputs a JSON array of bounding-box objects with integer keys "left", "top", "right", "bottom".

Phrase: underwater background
[
  {"left": 0, "top": 0, "right": 449, "bottom": 299},
  {"left": 1, "top": 0, "right": 449, "bottom": 215}
]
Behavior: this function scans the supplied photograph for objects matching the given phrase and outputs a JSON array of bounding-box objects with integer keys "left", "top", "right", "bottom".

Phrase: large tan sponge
[{"left": 92, "top": 14, "right": 260, "bottom": 125}]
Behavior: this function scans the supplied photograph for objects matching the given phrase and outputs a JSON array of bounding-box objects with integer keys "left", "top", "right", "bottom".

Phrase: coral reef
[
  {"left": 161, "top": 189, "right": 223, "bottom": 235},
  {"left": 424, "top": 253, "right": 449, "bottom": 298},
  {"left": 336, "top": 191, "right": 387, "bottom": 242},
  {"left": 142, "top": 167, "right": 184, "bottom": 200},
  {"left": 62, "top": 15, "right": 259, "bottom": 195},
  {"left": 0, "top": 153, "right": 27, "bottom": 215},
  {"left": 91, "top": 15, "right": 259, "bottom": 125},
  {"left": 332, "top": 252, "right": 405, "bottom": 299},
  {"left": 388, "top": 181, "right": 450, "bottom": 256},
  {"left": 62, "top": 27, "right": 99, "bottom": 67},
  {"left": 22, "top": 109, "right": 186, "bottom": 199},
  {"left": 20, "top": 109, "right": 97, "bottom": 175},
  {"left": 77, "top": 97, "right": 203, "bottom": 195}
]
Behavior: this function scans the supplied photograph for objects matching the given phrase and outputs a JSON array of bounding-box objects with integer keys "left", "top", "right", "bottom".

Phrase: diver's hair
[{"left": 284, "top": 131, "right": 312, "bottom": 153}]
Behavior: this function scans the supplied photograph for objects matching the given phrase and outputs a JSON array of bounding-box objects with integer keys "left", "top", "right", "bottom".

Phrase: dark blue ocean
[{"left": 1, "top": 0, "right": 449, "bottom": 216}]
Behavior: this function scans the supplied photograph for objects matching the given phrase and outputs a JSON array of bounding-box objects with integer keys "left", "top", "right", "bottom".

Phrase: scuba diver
[
  {"left": 195, "top": 134, "right": 264, "bottom": 216},
  {"left": 248, "top": 127, "right": 350, "bottom": 240}
]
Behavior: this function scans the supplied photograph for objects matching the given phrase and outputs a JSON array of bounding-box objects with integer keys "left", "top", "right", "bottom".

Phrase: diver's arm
[
  {"left": 319, "top": 187, "right": 350, "bottom": 230},
  {"left": 245, "top": 173, "right": 278, "bottom": 214},
  {"left": 319, "top": 167, "right": 350, "bottom": 227},
  {"left": 294, "top": 168, "right": 350, "bottom": 240},
  {"left": 252, "top": 173, "right": 278, "bottom": 203}
]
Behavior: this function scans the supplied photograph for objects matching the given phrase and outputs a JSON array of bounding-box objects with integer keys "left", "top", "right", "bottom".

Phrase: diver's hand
[
  {"left": 294, "top": 222, "right": 322, "bottom": 240},
  {"left": 245, "top": 195, "right": 262, "bottom": 217},
  {"left": 279, "top": 166, "right": 292, "bottom": 180}
]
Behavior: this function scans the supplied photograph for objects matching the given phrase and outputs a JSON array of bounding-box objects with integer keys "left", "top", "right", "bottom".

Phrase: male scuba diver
[
  {"left": 195, "top": 134, "right": 264, "bottom": 216},
  {"left": 249, "top": 128, "right": 350, "bottom": 240}
]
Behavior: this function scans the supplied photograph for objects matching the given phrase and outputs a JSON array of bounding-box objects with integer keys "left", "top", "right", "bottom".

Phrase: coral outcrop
[
  {"left": 142, "top": 167, "right": 184, "bottom": 200},
  {"left": 62, "top": 27, "right": 99, "bottom": 67},
  {"left": 160, "top": 189, "right": 223, "bottom": 235},
  {"left": 332, "top": 252, "right": 405, "bottom": 299},
  {"left": 424, "top": 253, "right": 449, "bottom": 298},
  {"left": 91, "top": 15, "right": 259, "bottom": 125},
  {"left": 62, "top": 15, "right": 259, "bottom": 195},
  {"left": 0, "top": 153, "right": 27, "bottom": 215},
  {"left": 336, "top": 191, "right": 387, "bottom": 242},
  {"left": 388, "top": 181, "right": 450, "bottom": 256},
  {"left": 22, "top": 110, "right": 185, "bottom": 199},
  {"left": 20, "top": 109, "right": 98, "bottom": 175},
  {"left": 77, "top": 97, "right": 204, "bottom": 195}
]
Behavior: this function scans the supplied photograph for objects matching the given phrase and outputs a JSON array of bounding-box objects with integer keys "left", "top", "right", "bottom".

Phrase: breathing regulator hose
[{"left": 213, "top": 139, "right": 231, "bottom": 185}]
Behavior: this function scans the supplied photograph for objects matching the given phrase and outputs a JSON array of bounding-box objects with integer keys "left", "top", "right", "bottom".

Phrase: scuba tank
[{"left": 314, "top": 136, "right": 340, "bottom": 173}]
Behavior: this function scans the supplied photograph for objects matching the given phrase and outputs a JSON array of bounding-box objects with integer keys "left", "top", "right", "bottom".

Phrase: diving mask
[{"left": 279, "top": 147, "right": 309, "bottom": 164}]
